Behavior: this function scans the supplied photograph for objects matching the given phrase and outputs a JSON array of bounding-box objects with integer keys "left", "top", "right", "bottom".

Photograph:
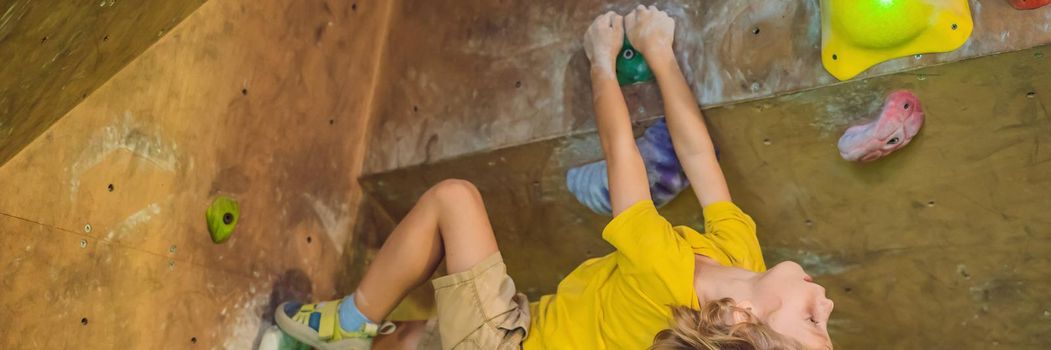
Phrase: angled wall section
[{"left": 0, "top": 0, "right": 206, "bottom": 167}]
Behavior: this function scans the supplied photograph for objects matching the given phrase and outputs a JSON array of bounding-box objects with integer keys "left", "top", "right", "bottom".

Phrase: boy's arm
[
  {"left": 627, "top": 6, "right": 732, "bottom": 207},
  {"left": 584, "top": 12, "right": 651, "bottom": 216}
]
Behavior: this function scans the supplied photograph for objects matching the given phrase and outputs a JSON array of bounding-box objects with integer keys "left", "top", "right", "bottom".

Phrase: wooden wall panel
[{"left": 0, "top": 0, "right": 393, "bottom": 347}]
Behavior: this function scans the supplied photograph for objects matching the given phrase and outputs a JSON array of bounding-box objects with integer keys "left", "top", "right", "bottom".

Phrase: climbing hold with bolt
[
  {"left": 820, "top": 0, "right": 973, "bottom": 80},
  {"left": 837, "top": 90, "right": 925, "bottom": 162},
  {"left": 616, "top": 36, "right": 655, "bottom": 86},
  {"left": 206, "top": 196, "right": 240, "bottom": 243}
]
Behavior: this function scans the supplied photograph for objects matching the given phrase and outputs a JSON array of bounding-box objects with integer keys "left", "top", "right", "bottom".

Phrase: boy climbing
[{"left": 275, "top": 5, "right": 834, "bottom": 350}]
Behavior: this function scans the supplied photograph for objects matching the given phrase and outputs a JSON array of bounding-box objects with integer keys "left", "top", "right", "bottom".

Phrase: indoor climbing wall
[
  {"left": 0, "top": 0, "right": 392, "bottom": 348},
  {"left": 4, "top": 0, "right": 1051, "bottom": 349},
  {"left": 361, "top": 44, "right": 1051, "bottom": 349}
]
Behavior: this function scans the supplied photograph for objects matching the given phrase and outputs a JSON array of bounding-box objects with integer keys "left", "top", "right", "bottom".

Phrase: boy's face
[{"left": 753, "top": 261, "right": 835, "bottom": 349}]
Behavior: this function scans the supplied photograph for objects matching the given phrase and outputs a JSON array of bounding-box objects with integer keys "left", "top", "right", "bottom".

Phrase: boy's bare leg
[{"left": 354, "top": 179, "right": 500, "bottom": 322}]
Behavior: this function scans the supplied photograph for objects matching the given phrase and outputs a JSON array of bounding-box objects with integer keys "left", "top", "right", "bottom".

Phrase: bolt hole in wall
[
  {"left": 752, "top": 27, "right": 760, "bottom": 35},
  {"left": 762, "top": 138, "right": 772, "bottom": 146},
  {"left": 107, "top": 183, "right": 114, "bottom": 192},
  {"left": 41, "top": 36, "right": 47, "bottom": 44},
  {"left": 927, "top": 200, "right": 936, "bottom": 207},
  {"left": 832, "top": 54, "right": 838, "bottom": 61},
  {"left": 515, "top": 80, "right": 522, "bottom": 88},
  {"left": 1027, "top": 91, "right": 1037, "bottom": 98},
  {"left": 103, "top": 35, "right": 109, "bottom": 41},
  {"left": 80, "top": 317, "right": 88, "bottom": 326},
  {"left": 413, "top": 105, "right": 419, "bottom": 113},
  {"left": 191, "top": 337, "right": 197, "bottom": 344},
  {"left": 241, "top": 88, "right": 248, "bottom": 96},
  {"left": 306, "top": 235, "right": 312, "bottom": 244},
  {"left": 352, "top": 2, "right": 357, "bottom": 11}
]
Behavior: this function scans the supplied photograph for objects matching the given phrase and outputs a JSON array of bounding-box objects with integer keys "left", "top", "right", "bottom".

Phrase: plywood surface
[
  {"left": 364, "top": 0, "right": 1051, "bottom": 173},
  {"left": 0, "top": 0, "right": 206, "bottom": 167},
  {"left": 0, "top": 0, "right": 392, "bottom": 348},
  {"left": 361, "top": 45, "right": 1051, "bottom": 349}
]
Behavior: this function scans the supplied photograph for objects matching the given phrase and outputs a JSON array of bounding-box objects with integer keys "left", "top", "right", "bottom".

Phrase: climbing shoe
[{"left": 275, "top": 300, "right": 396, "bottom": 350}]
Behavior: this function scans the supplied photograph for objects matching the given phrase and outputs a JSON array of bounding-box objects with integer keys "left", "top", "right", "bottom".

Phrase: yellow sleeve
[
  {"left": 601, "top": 198, "right": 689, "bottom": 266},
  {"left": 702, "top": 201, "right": 766, "bottom": 272},
  {"left": 601, "top": 201, "right": 697, "bottom": 302}
]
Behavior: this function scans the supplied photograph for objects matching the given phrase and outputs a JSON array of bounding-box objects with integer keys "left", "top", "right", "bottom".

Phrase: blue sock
[{"left": 337, "top": 294, "right": 372, "bottom": 332}]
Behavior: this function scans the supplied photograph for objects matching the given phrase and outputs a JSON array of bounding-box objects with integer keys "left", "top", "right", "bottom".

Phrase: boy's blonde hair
[{"left": 649, "top": 298, "right": 807, "bottom": 350}]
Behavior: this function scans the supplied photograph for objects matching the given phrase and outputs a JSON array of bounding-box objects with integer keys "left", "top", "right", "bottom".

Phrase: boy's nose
[{"left": 820, "top": 297, "right": 835, "bottom": 312}]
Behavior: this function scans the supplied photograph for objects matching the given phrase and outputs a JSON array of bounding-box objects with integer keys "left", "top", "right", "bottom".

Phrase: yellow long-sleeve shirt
[{"left": 522, "top": 200, "right": 767, "bottom": 349}]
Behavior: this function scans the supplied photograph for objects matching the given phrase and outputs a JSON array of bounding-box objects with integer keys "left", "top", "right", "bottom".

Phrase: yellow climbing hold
[{"left": 821, "top": 0, "right": 973, "bottom": 80}]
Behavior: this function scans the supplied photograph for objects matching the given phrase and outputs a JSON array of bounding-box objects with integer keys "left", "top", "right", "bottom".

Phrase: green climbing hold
[
  {"left": 616, "top": 36, "right": 654, "bottom": 86},
  {"left": 206, "top": 196, "right": 240, "bottom": 244}
]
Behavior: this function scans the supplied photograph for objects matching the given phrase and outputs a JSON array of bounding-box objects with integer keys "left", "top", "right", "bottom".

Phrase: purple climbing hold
[
  {"left": 837, "top": 90, "right": 925, "bottom": 162},
  {"left": 567, "top": 119, "right": 692, "bottom": 215}
]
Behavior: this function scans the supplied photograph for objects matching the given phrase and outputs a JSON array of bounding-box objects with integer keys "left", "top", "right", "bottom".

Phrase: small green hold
[
  {"left": 616, "top": 36, "right": 655, "bottom": 86},
  {"left": 206, "top": 196, "right": 240, "bottom": 244}
]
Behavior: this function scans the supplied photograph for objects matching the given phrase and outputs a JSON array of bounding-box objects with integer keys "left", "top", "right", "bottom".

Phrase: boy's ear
[{"left": 731, "top": 300, "right": 756, "bottom": 324}]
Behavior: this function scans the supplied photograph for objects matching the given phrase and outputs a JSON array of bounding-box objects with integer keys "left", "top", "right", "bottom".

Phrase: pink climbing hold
[
  {"left": 1009, "top": 0, "right": 1051, "bottom": 10},
  {"left": 837, "top": 90, "right": 925, "bottom": 162}
]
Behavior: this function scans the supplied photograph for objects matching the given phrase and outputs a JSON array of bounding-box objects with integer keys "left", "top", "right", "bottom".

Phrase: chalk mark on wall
[{"left": 69, "top": 111, "right": 179, "bottom": 202}]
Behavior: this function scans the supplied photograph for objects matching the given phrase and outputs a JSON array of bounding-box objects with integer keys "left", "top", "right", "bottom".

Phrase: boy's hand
[
  {"left": 584, "top": 11, "right": 624, "bottom": 77},
  {"left": 625, "top": 5, "right": 675, "bottom": 61}
]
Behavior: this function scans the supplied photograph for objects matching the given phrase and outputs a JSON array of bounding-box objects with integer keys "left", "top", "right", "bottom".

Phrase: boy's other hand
[
  {"left": 584, "top": 11, "right": 624, "bottom": 78},
  {"left": 625, "top": 5, "right": 674, "bottom": 61}
]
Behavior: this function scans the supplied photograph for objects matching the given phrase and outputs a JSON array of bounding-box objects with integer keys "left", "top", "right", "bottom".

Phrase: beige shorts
[{"left": 428, "top": 253, "right": 531, "bottom": 350}]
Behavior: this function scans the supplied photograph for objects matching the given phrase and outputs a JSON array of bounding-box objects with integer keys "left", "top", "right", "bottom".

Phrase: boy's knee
[{"left": 428, "top": 179, "right": 483, "bottom": 206}]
